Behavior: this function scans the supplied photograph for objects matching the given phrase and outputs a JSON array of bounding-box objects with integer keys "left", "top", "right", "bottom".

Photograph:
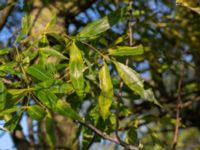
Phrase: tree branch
[
  {"left": 0, "top": 0, "right": 17, "bottom": 31},
  {"left": 172, "top": 65, "right": 184, "bottom": 150},
  {"left": 79, "top": 121, "right": 138, "bottom": 150}
]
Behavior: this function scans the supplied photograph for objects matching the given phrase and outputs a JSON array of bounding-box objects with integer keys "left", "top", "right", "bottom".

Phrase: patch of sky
[
  {"left": 68, "top": 24, "right": 77, "bottom": 35},
  {"left": 0, "top": 28, "right": 11, "bottom": 45},
  {"left": 183, "top": 54, "right": 193, "bottom": 62},
  {"left": 136, "top": 60, "right": 149, "bottom": 71},
  {"left": 86, "top": 8, "right": 100, "bottom": 21},
  {"left": 76, "top": 12, "right": 89, "bottom": 24},
  {"left": 20, "top": 112, "right": 29, "bottom": 140},
  {"left": 135, "top": 60, "right": 151, "bottom": 80},
  {"left": 133, "top": 32, "right": 141, "bottom": 40},
  {"left": 0, "top": 132, "right": 16, "bottom": 150},
  {"left": 111, "top": 22, "right": 126, "bottom": 34}
]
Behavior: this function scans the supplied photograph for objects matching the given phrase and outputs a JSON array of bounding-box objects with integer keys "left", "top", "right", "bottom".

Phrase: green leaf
[
  {"left": 38, "top": 35, "right": 49, "bottom": 47},
  {"left": 126, "top": 127, "right": 138, "bottom": 145},
  {"left": 34, "top": 80, "right": 74, "bottom": 94},
  {"left": 55, "top": 100, "right": 83, "bottom": 121},
  {"left": 4, "top": 111, "right": 23, "bottom": 132},
  {"left": 109, "top": 45, "right": 144, "bottom": 56},
  {"left": 5, "top": 89, "right": 27, "bottom": 108},
  {"left": 114, "top": 61, "right": 160, "bottom": 106},
  {"left": 77, "top": 8, "right": 127, "bottom": 40},
  {"left": 33, "top": 89, "right": 58, "bottom": 109},
  {"left": 0, "top": 62, "right": 17, "bottom": 75},
  {"left": 98, "top": 62, "right": 113, "bottom": 119},
  {"left": 0, "top": 80, "right": 7, "bottom": 110},
  {"left": 50, "top": 83, "right": 74, "bottom": 94},
  {"left": 21, "top": 13, "right": 31, "bottom": 35},
  {"left": 0, "top": 107, "right": 21, "bottom": 117},
  {"left": 14, "top": 13, "right": 31, "bottom": 44},
  {"left": 39, "top": 47, "right": 68, "bottom": 60},
  {"left": 114, "top": 61, "right": 144, "bottom": 94},
  {"left": 69, "top": 41, "right": 85, "bottom": 98},
  {"left": 45, "top": 117, "right": 56, "bottom": 149},
  {"left": 45, "top": 13, "right": 57, "bottom": 30},
  {"left": 28, "top": 105, "right": 46, "bottom": 120},
  {"left": 0, "top": 80, "right": 6, "bottom": 93},
  {"left": 27, "top": 65, "right": 53, "bottom": 81},
  {"left": 0, "top": 48, "right": 12, "bottom": 55},
  {"left": 82, "top": 127, "right": 94, "bottom": 150}
]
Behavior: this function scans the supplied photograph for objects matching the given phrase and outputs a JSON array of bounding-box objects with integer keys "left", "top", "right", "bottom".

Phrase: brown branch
[
  {"left": 65, "top": 0, "right": 97, "bottom": 19},
  {"left": 0, "top": 0, "right": 17, "bottom": 31},
  {"left": 180, "top": 96, "right": 200, "bottom": 109},
  {"left": 27, "top": 116, "right": 34, "bottom": 145},
  {"left": 172, "top": 65, "right": 184, "bottom": 150},
  {"left": 12, "top": 130, "right": 31, "bottom": 150},
  {"left": 79, "top": 121, "right": 138, "bottom": 150}
]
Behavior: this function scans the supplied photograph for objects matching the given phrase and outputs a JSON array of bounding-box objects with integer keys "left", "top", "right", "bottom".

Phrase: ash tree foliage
[{"left": 0, "top": 0, "right": 200, "bottom": 150}]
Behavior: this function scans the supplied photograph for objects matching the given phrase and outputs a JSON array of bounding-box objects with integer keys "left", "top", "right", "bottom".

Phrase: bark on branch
[{"left": 0, "top": 0, "right": 17, "bottom": 31}]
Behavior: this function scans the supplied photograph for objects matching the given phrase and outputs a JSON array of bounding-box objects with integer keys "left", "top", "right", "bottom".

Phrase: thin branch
[
  {"left": 79, "top": 121, "right": 138, "bottom": 150},
  {"left": 180, "top": 96, "right": 200, "bottom": 109},
  {"left": 176, "top": 2, "right": 200, "bottom": 15},
  {"left": 27, "top": 116, "right": 34, "bottom": 145},
  {"left": 172, "top": 65, "right": 184, "bottom": 150}
]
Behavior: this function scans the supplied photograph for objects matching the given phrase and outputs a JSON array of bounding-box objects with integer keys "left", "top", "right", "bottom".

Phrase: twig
[
  {"left": 79, "top": 121, "right": 138, "bottom": 150},
  {"left": 172, "top": 65, "right": 184, "bottom": 150},
  {"left": 27, "top": 115, "right": 34, "bottom": 145},
  {"left": 180, "top": 96, "right": 200, "bottom": 109}
]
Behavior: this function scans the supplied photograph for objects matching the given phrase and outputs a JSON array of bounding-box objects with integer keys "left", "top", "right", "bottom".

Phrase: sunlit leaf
[
  {"left": 78, "top": 8, "right": 127, "bottom": 40},
  {"left": 98, "top": 62, "right": 113, "bottom": 119},
  {"left": 34, "top": 80, "right": 74, "bottom": 94},
  {"left": 0, "top": 48, "right": 12, "bottom": 55},
  {"left": 28, "top": 105, "right": 46, "bottom": 120},
  {"left": 51, "top": 83, "right": 74, "bottom": 94},
  {"left": 33, "top": 89, "right": 58, "bottom": 109},
  {"left": 39, "top": 47, "right": 68, "bottom": 60},
  {"left": 14, "top": 13, "right": 31, "bottom": 44},
  {"left": 0, "top": 80, "right": 7, "bottom": 110},
  {"left": 114, "top": 61, "right": 160, "bottom": 105},
  {"left": 45, "top": 13, "right": 57, "bottom": 30},
  {"left": 27, "top": 65, "right": 53, "bottom": 81},
  {"left": 21, "top": 13, "right": 31, "bottom": 35},
  {"left": 109, "top": 45, "right": 144, "bottom": 56},
  {"left": 69, "top": 41, "right": 85, "bottom": 98},
  {"left": 5, "top": 89, "right": 27, "bottom": 108},
  {"left": 55, "top": 100, "right": 83, "bottom": 121},
  {"left": 114, "top": 61, "right": 144, "bottom": 94},
  {"left": 0, "top": 63, "right": 17, "bottom": 75},
  {"left": 0, "top": 107, "right": 21, "bottom": 117},
  {"left": 176, "top": 0, "right": 200, "bottom": 15}
]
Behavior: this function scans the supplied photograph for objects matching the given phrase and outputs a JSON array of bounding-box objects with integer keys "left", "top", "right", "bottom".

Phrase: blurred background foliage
[{"left": 0, "top": 0, "right": 200, "bottom": 150}]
